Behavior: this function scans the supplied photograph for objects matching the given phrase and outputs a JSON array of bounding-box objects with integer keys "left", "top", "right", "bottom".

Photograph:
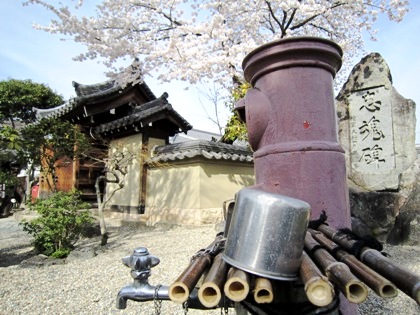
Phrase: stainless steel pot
[{"left": 223, "top": 188, "right": 310, "bottom": 280}]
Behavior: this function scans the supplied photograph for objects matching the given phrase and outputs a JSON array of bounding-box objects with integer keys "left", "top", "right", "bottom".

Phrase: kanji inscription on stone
[{"left": 348, "top": 86, "right": 395, "bottom": 173}]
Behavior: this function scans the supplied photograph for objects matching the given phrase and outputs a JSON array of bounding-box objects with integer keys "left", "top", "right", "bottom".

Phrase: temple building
[{"left": 34, "top": 80, "right": 254, "bottom": 225}]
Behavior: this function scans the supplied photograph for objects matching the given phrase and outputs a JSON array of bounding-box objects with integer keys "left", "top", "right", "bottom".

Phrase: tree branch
[
  {"left": 284, "top": 8, "right": 297, "bottom": 31},
  {"left": 290, "top": 2, "right": 344, "bottom": 32},
  {"left": 132, "top": 2, "right": 183, "bottom": 27},
  {"left": 265, "top": 1, "right": 287, "bottom": 36}
]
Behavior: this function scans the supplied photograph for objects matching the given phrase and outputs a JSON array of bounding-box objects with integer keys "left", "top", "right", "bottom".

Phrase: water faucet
[
  {"left": 116, "top": 247, "right": 170, "bottom": 309},
  {"left": 116, "top": 247, "right": 224, "bottom": 310}
]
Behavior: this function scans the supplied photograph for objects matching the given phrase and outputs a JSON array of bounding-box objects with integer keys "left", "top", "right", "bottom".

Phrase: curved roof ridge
[
  {"left": 72, "top": 80, "right": 116, "bottom": 97},
  {"left": 150, "top": 139, "right": 253, "bottom": 163},
  {"left": 32, "top": 79, "right": 159, "bottom": 122},
  {"left": 33, "top": 100, "right": 76, "bottom": 121},
  {"left": 72, "top": 79, "right": 156, "bottom": 101}
]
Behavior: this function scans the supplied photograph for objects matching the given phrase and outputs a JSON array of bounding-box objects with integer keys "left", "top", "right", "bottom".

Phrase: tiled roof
[
  {"left": 33, "top": 80, "right": 192, "bottom": 136},
  {"left": 73, "top": 80, "right": 118, "bottom": 97},
  {"left": 34, "top": 99, "right": 78, "bottom": 121},
  {"left": 33, "top": 79, "right": 157, "bottom": 121},
  {"left": 149, "top": 139, "right": 253, "bottom": 163},
  {"left": 94, "top": 93, "right": 192, "bottom": 135},
  {"left": 170, "top": 129, "right": 221, "bottom": 143},
  {"left": 72, "top": 80, "right": 156, "bottom": 102}
]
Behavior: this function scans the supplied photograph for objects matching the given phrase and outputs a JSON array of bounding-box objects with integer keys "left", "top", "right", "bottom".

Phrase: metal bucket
[{"left": 222, "top": 188, "right": 310, "bottom": 280}]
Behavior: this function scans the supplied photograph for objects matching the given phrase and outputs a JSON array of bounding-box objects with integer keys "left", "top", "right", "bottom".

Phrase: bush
[{"left": 20, "top": 190, "right": 94, "bottom": 258}]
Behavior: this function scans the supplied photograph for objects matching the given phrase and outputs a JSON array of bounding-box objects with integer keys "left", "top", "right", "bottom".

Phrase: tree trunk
[{"left": 95, "top": 175, "right": 108, "bottom": 246}]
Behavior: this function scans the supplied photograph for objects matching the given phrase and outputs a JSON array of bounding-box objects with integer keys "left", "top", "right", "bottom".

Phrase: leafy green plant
[
  {"left": 221, "top": 81, "right": 250, "bottom": 144},
  {"left": 0, "top": 79, "right": 64, "bottom": 127},
  {"left": 20, "top": 190, "right": 94, "bottom": 258}
]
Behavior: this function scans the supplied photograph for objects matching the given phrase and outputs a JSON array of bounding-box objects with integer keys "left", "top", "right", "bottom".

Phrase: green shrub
[{"left": 20, "top": 190, "right": 94, "bottom": 258}]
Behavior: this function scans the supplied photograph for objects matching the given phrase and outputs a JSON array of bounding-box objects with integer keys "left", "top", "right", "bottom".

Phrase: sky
[{"left": 0, "top": 1, "right": 419, "bottom": 143}]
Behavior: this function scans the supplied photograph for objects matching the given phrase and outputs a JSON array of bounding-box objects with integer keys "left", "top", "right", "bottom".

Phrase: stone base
[
  {"left": 144, "top": 206, "right": 224, "bottom": 226},
  {"left": 349, "top": 158, "right": 420, "bottom": 244}
]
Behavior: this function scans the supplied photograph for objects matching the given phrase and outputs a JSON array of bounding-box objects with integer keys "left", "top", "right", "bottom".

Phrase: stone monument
[{"left": 336, "top": 53, "right": 419, "bottom": 244}]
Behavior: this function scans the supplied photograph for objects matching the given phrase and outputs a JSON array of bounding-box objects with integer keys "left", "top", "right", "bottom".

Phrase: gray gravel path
[
  {"left": 0, "top": 216, "right": 221, "bottom": 315},
  {"left": 0, "top": 216, "right": 419, "bottom": 315}
]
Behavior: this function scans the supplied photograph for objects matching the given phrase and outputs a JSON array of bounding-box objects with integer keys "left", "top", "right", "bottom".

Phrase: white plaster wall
[
  {"left": 200, "top": 162, "right": 255, "bottom": 209},
  {"left": 146, "top": 163, "right": 201, "bottom": 224},
  {"left": 146, "top": 160, "right": 255, "bottom": 225},
  {"left": 106, "top": 134, "right": 142, "bottom": 207}
]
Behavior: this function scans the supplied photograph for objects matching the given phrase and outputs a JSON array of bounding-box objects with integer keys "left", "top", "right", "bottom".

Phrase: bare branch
[
  {"left": 197, "top": 84, "right": 225, "bottom": 135},
  {"left": 132, "top": 2, "right": 183, "bottom": 27},
  {"left": 290, "top": 2, "right": 344, "bottom": 32},
  {"left": 284, "top": 8, "right": 297, "bottom": 31},
  {"left": 265, "top": 1, "right": 287, "bottom": 36}
]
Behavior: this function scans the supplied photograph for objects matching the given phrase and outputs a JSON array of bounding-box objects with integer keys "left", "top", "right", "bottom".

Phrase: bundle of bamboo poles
[
  {"left": 315, "top": 224, "right": 420, "bottom": 304},
  {"left": 169, "top": 251, "right": 275, "bottom": 308},
  {"left": 168, "top": 238, "right": 275, "bottom": 307},
  {"left": 168, "top": 224, "right": 420, "bottom": 309}
]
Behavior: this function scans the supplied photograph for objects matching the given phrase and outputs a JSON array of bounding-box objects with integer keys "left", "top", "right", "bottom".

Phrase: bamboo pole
[
  {"left": 309, "top": 229, "right": 398, "bottom": 299},
  {"left": 299, "top": 250, "right": 334, "bottom": 306},
  {"left": 198, "top": 253, "right": 229, "bottom": 308},
  {"left": 305, "top": 232, "right": 368, "bottom": 304},
  {"left": 318, "top": 223, "right": 420, "bottom": 304},
  {"left": 169, "top": 254, "right": 212, "bottom": 303},
  {"left": 224, "top": 267, "right": 251, "bottom": 302},
  {"left": 253, "top": 277, "right": 274, "bottom": 304},
  {"left": 169, "top": 235, "right": 224, "bottom": 304},
  {"left": 361, "top": 248, "right": 420, "bottom": 304}
]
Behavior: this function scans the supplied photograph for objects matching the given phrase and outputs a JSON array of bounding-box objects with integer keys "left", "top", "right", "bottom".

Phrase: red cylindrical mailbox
[{"left": 241, "top": 37, "right": 350, "bottom": 229}]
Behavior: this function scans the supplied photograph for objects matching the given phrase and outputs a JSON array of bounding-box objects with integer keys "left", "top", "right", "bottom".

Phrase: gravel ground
[{"left": 0, "top": 216, "right": 419, "bottom": 315}]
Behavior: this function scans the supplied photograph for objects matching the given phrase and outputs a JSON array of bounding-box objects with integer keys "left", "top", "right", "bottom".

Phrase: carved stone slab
[
  {"left": 348, "top": 86, "right": 395, "bottom": 173},
  {"left": 337, "top": 53, "right": 417, "bottom": 191}
]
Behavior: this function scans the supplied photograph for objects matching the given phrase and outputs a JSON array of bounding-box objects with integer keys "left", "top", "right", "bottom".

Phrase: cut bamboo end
[
  {"left": 253, "top": 277, "right": 274, "bottom": 304},
  {"left": 169, "top": 282, "right": 189, "bottom": 304},
  {"left": 197, "top": 253, "right": 229, "bottom": 307},
  {"left": 168, "top": 254, "right": 212, "bottom": 304},
  {"left": 224, "top": 268, "right": 250, "bottom": 302},
  {"left": 345, "top": 280, "right": 369, "bottom": 304},
  {"left": 378, "top": 283, "right": 398, "bottom": 299},
  {"left": 304, "top": 277, "right": 334, "bottom": 307},
  {"left": 198, "top": 282, "right": 222, "bottom": 308},
  {"left": 325, "top": 261, "right": 368, "bottom": 304},
  {"left": 300, "top": 250, "right": 334, "bottom": 306}
]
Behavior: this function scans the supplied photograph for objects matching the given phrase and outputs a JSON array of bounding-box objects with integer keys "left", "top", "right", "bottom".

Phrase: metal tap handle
[{"left": 122, "top": 247, "right": 160, "bottom": 280}]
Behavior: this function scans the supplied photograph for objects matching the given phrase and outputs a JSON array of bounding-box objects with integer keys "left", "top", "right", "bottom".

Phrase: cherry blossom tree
[{"left": 25, "top": 0, "right": 410, "bottom": 88}]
